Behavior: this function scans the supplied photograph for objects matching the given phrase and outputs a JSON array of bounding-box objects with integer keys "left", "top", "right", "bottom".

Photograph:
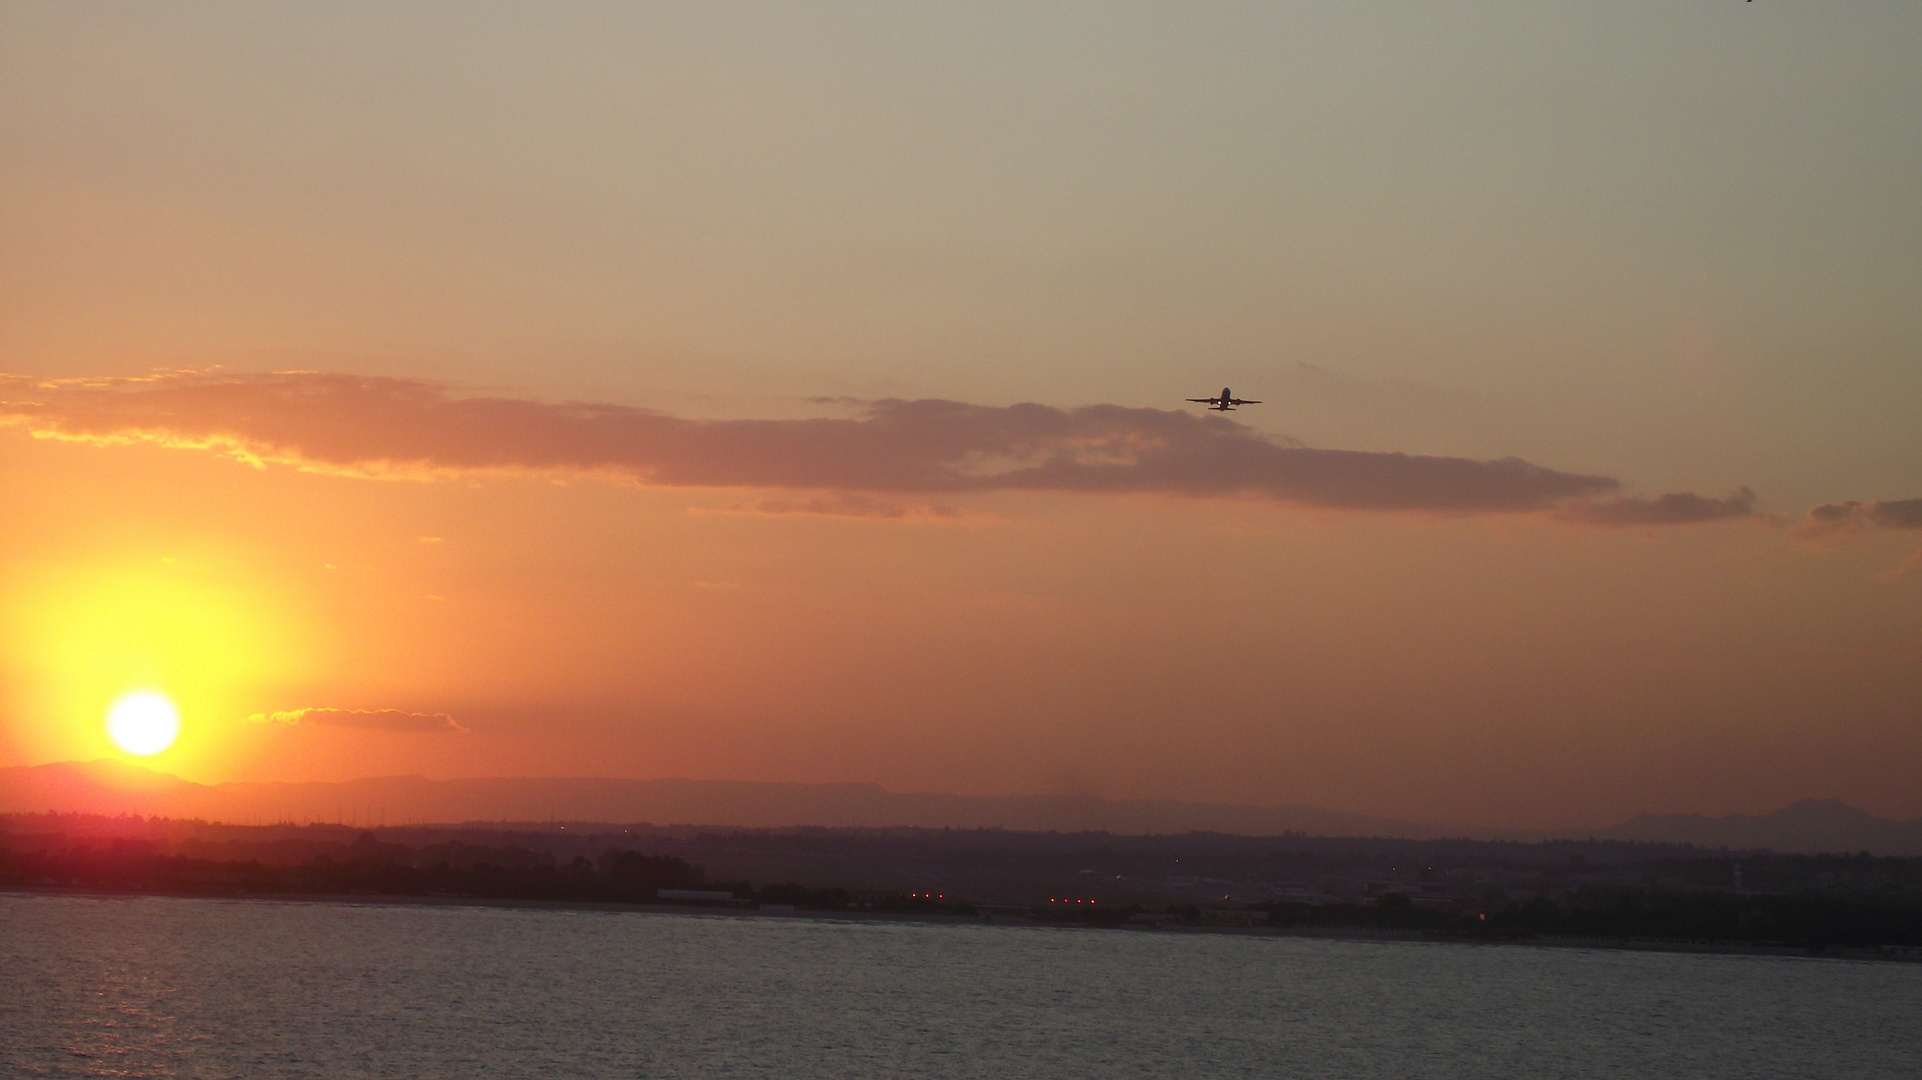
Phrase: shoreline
[{"left": 6, "top": 884, "right": 1914, "bottom": 965}]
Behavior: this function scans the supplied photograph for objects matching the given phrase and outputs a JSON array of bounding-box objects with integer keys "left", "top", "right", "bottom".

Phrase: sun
[{"left": 106, "top": 691, "right": 181, "bottom": 756}]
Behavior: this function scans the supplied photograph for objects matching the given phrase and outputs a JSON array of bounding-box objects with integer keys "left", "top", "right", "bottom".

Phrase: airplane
[{"left": 1186, "top": 387, "right": 1261, "bottom": 411}]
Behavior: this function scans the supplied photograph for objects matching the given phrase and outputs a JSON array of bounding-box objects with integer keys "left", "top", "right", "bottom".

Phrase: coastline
[{"left": 7, "top": 884, "right": 1913, "bottom": 965}]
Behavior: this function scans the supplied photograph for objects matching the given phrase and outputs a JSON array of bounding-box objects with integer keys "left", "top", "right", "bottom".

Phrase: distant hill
[
  {"left": 0, "top": 761, "right": 1435, "bottom": 838},
  {"left": 5, "top": 762, "right": 1918, "bottom": 854},
  {"left": 0, "top": 759, "right": 207, "bottom": 816},
  {"left": 1595, "top": 798, "right": 1922, "bottom": 857}
]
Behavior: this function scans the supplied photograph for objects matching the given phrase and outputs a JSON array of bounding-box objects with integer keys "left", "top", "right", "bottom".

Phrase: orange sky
[{"left": 2, "top": 5, "right": 1918, "bottom": 828}]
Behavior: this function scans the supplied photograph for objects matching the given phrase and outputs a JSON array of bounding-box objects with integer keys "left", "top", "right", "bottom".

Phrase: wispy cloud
[
  {"left": 2, "top": 369, "right": 1751, "bottom": 518},
  {"left": 1881, "top": 549, "right": 1922, "bottom": 582},
  {"left": 1800, "top": 498, "right": 1922, "bottom": 533},
  {"left": 712, "top": 494, "right": 964, "bottom": 520},
  {"left": 247, "top": 707, "right": 467, "bottom": 733},
  {"left": 1559, "top": 488, "right": 1758, "bottom": 527},
  {"left": 1797, "top": 497, "right": 1922, "bottom": 581}
]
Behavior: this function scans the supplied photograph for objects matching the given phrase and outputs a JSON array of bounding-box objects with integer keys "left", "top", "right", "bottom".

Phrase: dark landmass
[
  {"left": 7, "top": 761, "right": 1922, "bottom": 854},
  {"left": 5, "top": 813, "right": 1921, "bottom": 955},
  {"left": 1594, "top": 798, "right": 1922, "bottom": 855}
]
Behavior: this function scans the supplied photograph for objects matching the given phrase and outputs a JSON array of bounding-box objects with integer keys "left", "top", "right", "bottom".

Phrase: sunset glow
[
  {"left": 8, "top": 9, "right": 1922, "bottom": 1078},
  {"left": 0, "top": 556, "right": 312, "bottom": 772},
  {"left": 0, "top": 4, "right": 1917, "bottom": 831}
]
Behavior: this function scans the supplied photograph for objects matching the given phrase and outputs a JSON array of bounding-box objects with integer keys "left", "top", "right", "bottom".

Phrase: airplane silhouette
[{"left": 1186, "top": 387, "right": 1261, "bottom": 411}]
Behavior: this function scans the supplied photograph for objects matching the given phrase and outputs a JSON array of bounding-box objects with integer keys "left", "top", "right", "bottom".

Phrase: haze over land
[
  {"left": 2, "top": 5, "right": 1919, "bottom": 832},
  {"left": 7, "top": 762, "right": 1921, "bottom": 857}
]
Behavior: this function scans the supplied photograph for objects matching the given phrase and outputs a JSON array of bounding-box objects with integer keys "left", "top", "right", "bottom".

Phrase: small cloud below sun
[{"left": 247, "top": 706, "right": 466, "bottom": 733}]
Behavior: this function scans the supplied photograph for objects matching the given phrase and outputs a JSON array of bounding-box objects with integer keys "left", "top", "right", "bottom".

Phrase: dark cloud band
[
  {"left": 1560, "top": 488, "right": 1757, "bottom": 527},
  {"left": 2, "top": 370, "right": 1742, "bottom": 517},
  {"left": 1804, "top": 498, "right": 1922, "bottom": 532}
]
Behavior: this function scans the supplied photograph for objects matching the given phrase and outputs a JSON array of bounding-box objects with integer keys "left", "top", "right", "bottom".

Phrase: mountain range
[
  {"left": 1591, "top": 798, "right": 1922, "bottom": 856},
  {"left": 4, "top": 760, "right": 1919, "bottom": 856}
]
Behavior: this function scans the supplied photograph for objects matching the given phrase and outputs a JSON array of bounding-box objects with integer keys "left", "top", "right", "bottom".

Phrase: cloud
[
  {"left": 0, "top": 369, "right": 1752, "bottom": 519},
  {"left": 1796, "top": 498, "right": 1922, "bottom": 581},
  {"left": 248, "top": 707, "right": 467, "bottom": 733},
  {"left": 1560, "top": 488, "right": 1757, "bottom": 527},
  {"left": 1881, "top": 549, "right": 1922, "bottom": 583},
  {"left": 1801, "top": 498, "right": 1922, "bottom": 533},
  {"left": 714, "top": 493, "right": 964, "bottom": 520}
]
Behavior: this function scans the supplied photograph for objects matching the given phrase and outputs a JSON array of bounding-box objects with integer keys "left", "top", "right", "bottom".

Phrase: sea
[{"left": 2, "top": 893, "right": 1917, "bottom": 1079}]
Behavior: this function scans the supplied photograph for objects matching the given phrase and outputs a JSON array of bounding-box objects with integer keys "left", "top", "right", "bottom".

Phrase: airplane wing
[
  {"left": 1232, "top": 399, "right": 1261, "bottom": 405},
  {"left": 1186, "top": 398, "right": 1218, "bottom": 403}
]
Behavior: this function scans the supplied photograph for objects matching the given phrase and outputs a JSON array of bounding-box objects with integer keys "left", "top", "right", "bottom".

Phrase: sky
[{"left": 2, "top": 2, "right": 1919, "bottom": 829}]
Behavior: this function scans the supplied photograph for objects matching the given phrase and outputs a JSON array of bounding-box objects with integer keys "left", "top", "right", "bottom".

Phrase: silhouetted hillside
[
  {"left": 5, "top": 762, "right": 1920, "bottom": 855},
  {"left": 1598, "top": 799, "right": 1922, "bottom": 857},
  {"left": 6, "top": 815, "right": 1921, "bottom": 949},
  {"left": 0, "top": 761, "right": 1434, "bottom": 837}
]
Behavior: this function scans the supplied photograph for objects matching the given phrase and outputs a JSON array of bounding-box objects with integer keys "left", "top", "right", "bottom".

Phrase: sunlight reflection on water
[{"left": 3, "top": 893, "right": 1917, "bottom": 1079}]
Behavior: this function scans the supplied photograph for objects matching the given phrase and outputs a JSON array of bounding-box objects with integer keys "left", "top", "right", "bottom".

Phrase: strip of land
[{"left": 5, "top": 813, "right": 1921, "bottom": 959}]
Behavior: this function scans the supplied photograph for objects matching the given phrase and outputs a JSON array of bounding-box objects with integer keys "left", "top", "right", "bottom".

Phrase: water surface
[{"left": 3, "top": 893, "right": 1916, "bottom": 1078}]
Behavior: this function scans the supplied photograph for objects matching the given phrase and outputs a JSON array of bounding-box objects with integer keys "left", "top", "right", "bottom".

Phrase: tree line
[
  {"left": 1259, "top": 887, "right": 1922, "bottom": 949},
  {"left": 0, "top": 833, "right": 939, "bottom": 911},
  {"left": 7, "top": 833, "right": 1920, "bottom": 947}
]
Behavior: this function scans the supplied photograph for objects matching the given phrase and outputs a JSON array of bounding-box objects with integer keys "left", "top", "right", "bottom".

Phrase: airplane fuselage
[{"left": 1186, "top": 386, "right": 1260, "bottom": 411}]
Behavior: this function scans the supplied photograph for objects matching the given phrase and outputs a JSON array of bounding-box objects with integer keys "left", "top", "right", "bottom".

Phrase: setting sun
[
  {"left": 106, "top": 691, "right": 180, "bottom": 756},
  {"left": 1, "top": 556, "right": 316, "bottom": 773}
]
